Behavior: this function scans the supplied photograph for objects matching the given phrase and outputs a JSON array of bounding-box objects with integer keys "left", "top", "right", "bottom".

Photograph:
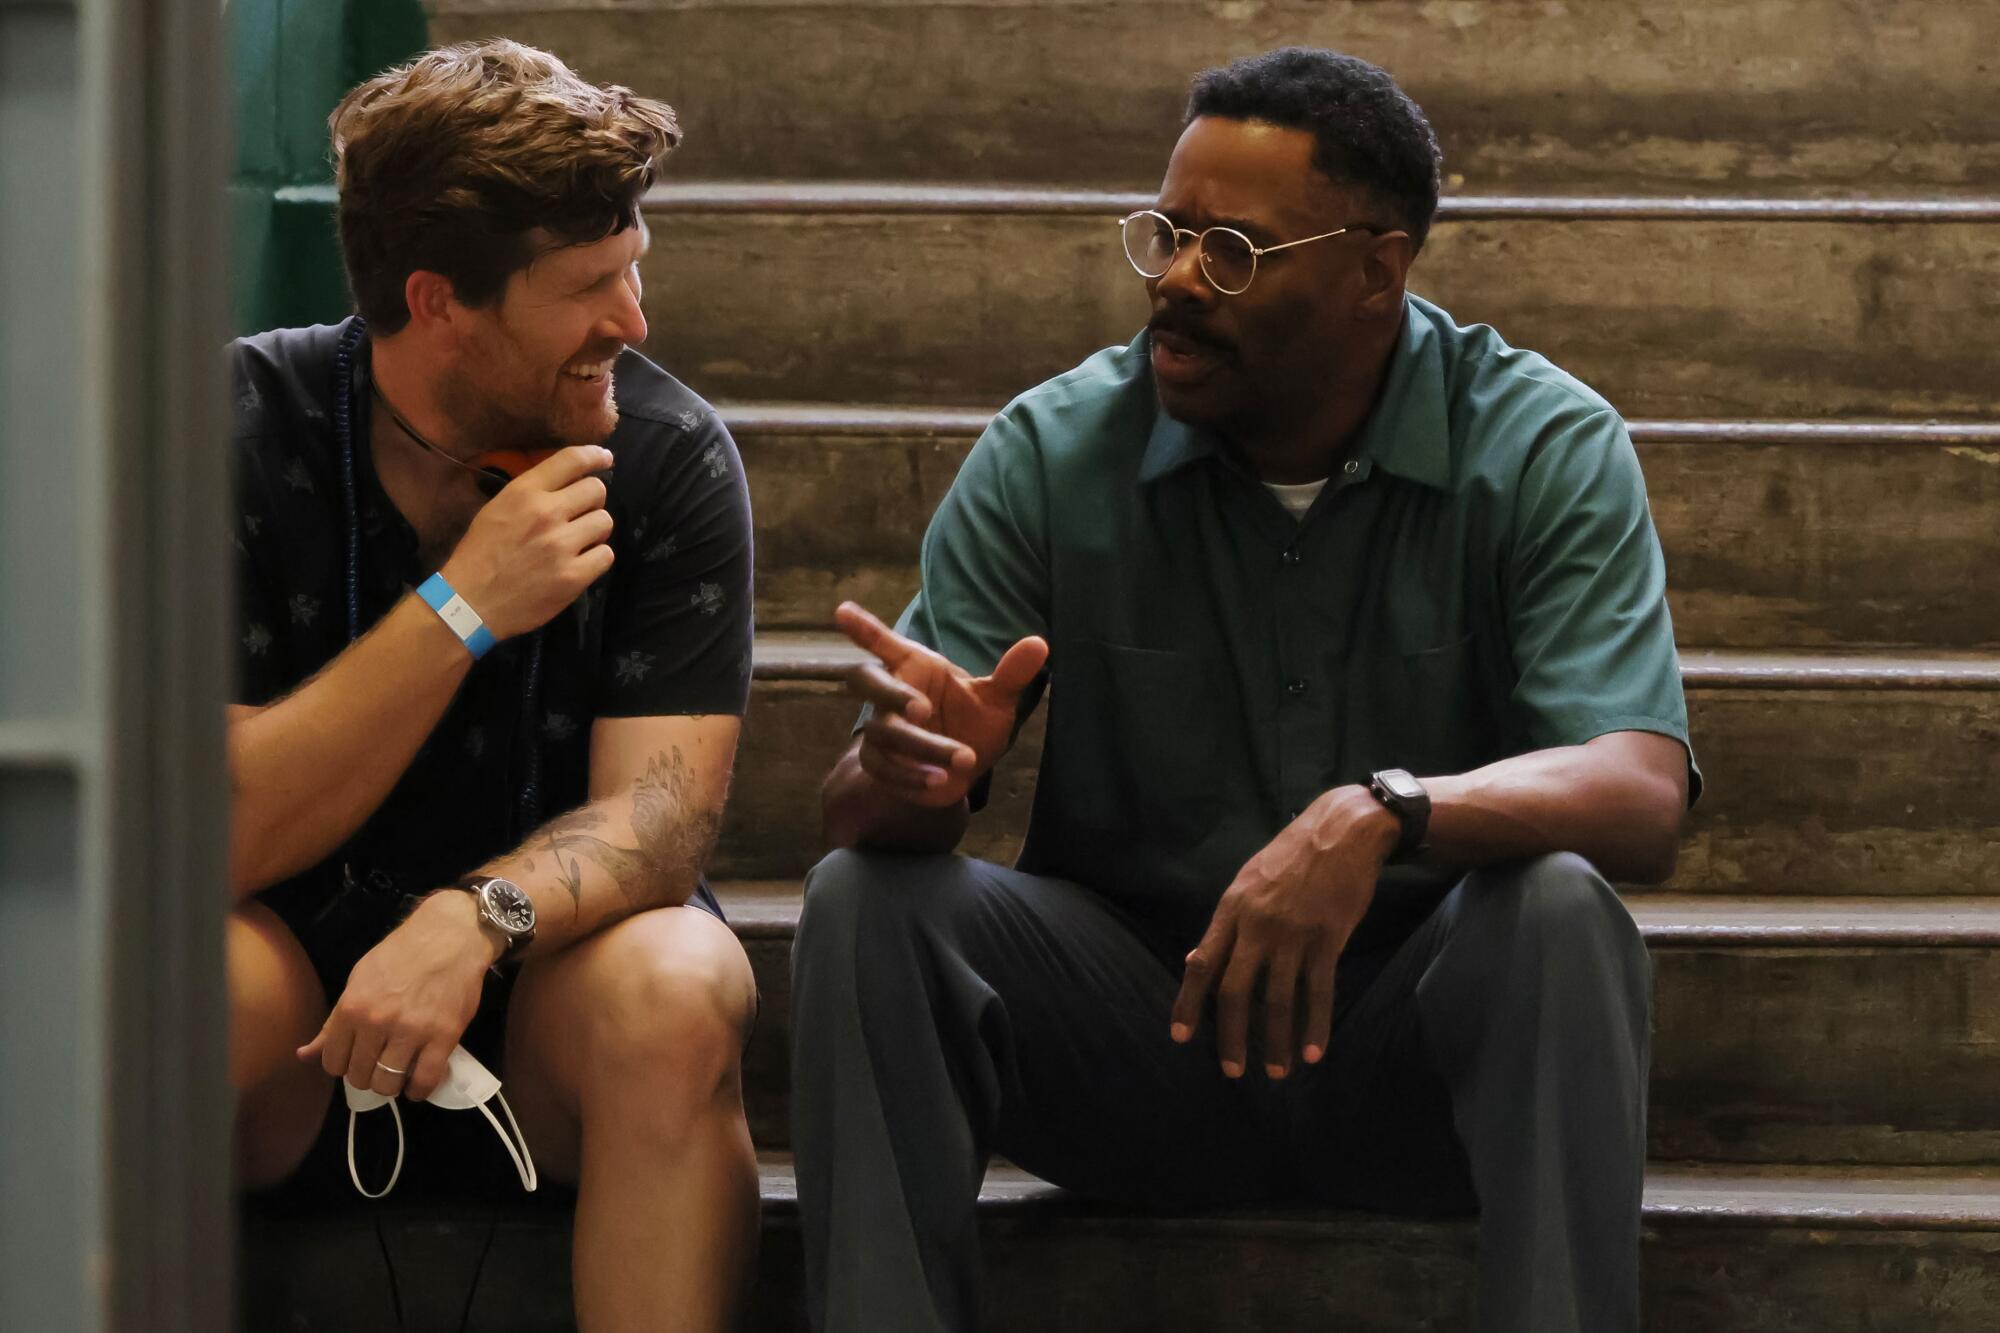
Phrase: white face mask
[{"left": 344, "top": 1046, "right": 538, "bottom": 1199}]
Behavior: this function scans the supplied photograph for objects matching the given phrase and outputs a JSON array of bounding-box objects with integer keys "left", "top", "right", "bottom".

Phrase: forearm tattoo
[{"left": 539, "top": 747, "right": 724, "bottom": 914}]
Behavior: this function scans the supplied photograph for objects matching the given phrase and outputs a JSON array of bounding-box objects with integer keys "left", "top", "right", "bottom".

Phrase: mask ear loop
[
  {"left": 474, "top": 1092, "right": 538, "bottom": 1192},
  {"left": 347, "top": 1099, "right": 406, "bottom": 1200}
]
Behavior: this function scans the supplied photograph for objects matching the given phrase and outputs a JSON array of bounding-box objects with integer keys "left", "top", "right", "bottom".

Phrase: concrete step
[
  {"left": 730, "top": 408, "right": 2000, "bottom": 650},
  {"left": 244, "top": 1154, "right": 2000, "bottom": 1331},
  {"left": 635, "top": 186, "right": 2000, "bottom": 418},
  {"left": 428, "top": 0, "right": 2000, "bottom": 197},
  {"left": 720, "top": 880, "right": 2000, "bottom": 1166},
  {"left": 720, "top": 638, "right": 2000, "bottom": 896}
]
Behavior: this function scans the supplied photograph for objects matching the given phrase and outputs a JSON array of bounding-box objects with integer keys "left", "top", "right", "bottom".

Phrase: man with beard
[
  {"left": 792, "top": 46, "right": 1696, "bottom": 1333},
  {"left": 227, "top": 41, "right": 757, "bottom": 1331}
]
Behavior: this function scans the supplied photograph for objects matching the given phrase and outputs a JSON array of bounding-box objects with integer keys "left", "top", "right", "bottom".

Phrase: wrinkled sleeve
[
  {"left": 595, "top": 413, "right": 755, "bottom": 717},
  {"left": 861, "top": 406, "right": 1054, "bottom": 809},
  {"left": 1505, "top": 408, "right": 1701, "bottom": 800},
  {"left": 893, "top": 405, "right": 1053, "bottom": 670}
]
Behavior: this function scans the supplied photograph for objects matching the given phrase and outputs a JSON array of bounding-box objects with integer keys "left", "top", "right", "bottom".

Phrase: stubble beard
[
  {"left": 437, "top": 360, "right": 621, "bottom": 454},
  {"left": 565, "top": 374, "right": 621, "bottom": 447}
]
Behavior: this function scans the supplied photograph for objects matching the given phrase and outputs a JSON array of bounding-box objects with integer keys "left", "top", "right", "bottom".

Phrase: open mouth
[
  {"left": 1149, "top": 328, "right": 1228, "bottom": 386},
  {"left": 561, "top": 356, "right": 617, "bottom": 384}
]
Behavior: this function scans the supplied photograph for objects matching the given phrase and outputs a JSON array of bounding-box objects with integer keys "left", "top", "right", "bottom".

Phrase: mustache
[{"left": 1147, "top": 310, "right": 1234, "bottom": 355}]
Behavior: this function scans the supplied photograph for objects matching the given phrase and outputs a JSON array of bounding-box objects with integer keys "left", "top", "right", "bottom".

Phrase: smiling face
[
  {"left": 1146, "top": 116, "right": 1402, "bottom": 444},
  {"left": 437, "top": 218, "right": 652, "bottom": 451}
]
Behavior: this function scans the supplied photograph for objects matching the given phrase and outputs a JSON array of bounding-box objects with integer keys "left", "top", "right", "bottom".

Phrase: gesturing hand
[
  {"left": 298, "top": 890, "right": 502, "bottom": 1102},
  {"left": 1170, "top": 787, "right": 1403, "bottom": 1079},
  {"left": 836, "top": 600, "right": 1048, "bottom": 809}
]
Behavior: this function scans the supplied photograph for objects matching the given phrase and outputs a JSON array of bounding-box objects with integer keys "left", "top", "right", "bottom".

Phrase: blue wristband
[{"left": 416, "top": 573, "right": 498, "bottom": 660}]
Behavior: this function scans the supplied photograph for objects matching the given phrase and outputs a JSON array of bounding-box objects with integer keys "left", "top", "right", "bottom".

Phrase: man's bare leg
[
  {"left": 229, "top": 902, "right": 334, "bottom": 1188},
  {"left": 505, "top": 904, "right": 761, "bottom": 1333}
]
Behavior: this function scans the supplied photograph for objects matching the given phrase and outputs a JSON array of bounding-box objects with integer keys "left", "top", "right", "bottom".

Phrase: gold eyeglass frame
[{"left": 1118, "top": 209, "right": 1377, "bottom": 295}]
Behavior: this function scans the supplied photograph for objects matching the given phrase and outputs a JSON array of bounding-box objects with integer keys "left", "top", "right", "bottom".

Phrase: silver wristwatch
[{"left": 451, "top": 876, "right": 537, "bottom": 954}]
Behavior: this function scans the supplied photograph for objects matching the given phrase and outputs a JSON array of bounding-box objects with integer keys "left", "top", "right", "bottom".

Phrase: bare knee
[
  {"left": 228, "top": 902, "right": 326, "bottom": 1091},
  {"left": 578, "top": 909, "right": 757, "bottom": 1114},
  {"left": 228, "top": 902, "right": 333, "bottom": 1188}
]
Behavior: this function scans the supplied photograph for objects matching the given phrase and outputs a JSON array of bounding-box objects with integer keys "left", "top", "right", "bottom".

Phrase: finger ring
[{"left": 375, "top": 1060, "right": 407, "bottom": 1075}]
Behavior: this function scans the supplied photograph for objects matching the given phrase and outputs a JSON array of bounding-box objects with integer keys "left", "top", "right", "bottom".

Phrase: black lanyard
[{"left": 332, "top": 319, "right": 545, "bottom": 846}]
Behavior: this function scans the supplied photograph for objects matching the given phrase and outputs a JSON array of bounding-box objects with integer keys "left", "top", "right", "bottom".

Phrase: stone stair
[
  {"left": 238, "top": 2, "right": 2000, "bottom": 1327},
  {"left": 715, "top": 875, "right": 2000, "bottom": 1163},
  {"left": 429, "top": 0, "right": 2000, "bottom": 196},
  {"left": 631, "top": 185, "right": 2000, "bottom": 417},
  {"left": 246, "top": 1154, "right": 2000, "bottom": 1331},
  {"left": 733, "top": 410, "right": 2000, "bottom": 648},
  {"left": 723, "top": 637, "right": 2000, "bottom": 896}
]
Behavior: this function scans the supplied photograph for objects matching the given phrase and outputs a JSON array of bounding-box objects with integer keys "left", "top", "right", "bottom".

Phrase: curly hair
[
  {"left": 1187, "top": 48, "right": 1441, "bottom": 251},
  {"left": 329, "top": 39, "right": 680, "bottom": 332}
]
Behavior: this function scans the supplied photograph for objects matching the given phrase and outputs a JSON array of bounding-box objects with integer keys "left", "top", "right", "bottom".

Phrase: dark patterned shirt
[{"left": 230, "top": 318, "right": 753, "bottom": 912}]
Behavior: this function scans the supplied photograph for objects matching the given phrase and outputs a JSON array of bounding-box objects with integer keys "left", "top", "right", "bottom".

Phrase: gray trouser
[{"left": 789, "top": 850, "right": 1652, "bottom": 1333}]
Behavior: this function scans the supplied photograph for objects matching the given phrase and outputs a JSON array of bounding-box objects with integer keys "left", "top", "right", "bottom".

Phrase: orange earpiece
[{"left": 472, "top": 448, "right": 562, "bottom": 480}]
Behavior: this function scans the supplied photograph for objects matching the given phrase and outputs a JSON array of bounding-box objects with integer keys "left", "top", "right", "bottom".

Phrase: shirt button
[
  {"left": 1281, "top": 548, "right": 1302, "bottom": 565},
  {"left": 1343, "top": 460, "right": 1359, "bottom": 475},
  {"left": 1286, "top": 678, "right": 1309, "bottom": 697}
]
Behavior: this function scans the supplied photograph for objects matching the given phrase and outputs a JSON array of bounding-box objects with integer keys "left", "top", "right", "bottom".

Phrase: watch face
[
  {"left": 1379, "top": 770, "right": 1424, "bottom": 802},
  {"left": 480, "top": 879, "right": 536, "bottom": 936}
]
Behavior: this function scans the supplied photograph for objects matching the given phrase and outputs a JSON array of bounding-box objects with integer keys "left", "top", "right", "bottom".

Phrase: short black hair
[{"left": 1186, "top": 47, "right": 1442, "bottom": 250}]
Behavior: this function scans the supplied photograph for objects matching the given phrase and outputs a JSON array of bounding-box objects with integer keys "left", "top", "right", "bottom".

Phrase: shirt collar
[
  {"left": 1138, "top": 412, "right": 1222, "bottom": 484},
  {"left": 1135, "top": 297, "right": 1454, "bottom": 492},
  {"left": 1350, "top": 296, "right": 1453, "bottom": 492}
]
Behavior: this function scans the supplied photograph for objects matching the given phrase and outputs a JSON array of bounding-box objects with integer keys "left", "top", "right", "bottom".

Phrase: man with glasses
[{"left": 792, "top": 46, "right": 1696, "bottom": 1333}]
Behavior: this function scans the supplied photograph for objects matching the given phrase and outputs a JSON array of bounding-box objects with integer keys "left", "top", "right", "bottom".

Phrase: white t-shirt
[{"left": 1264, "top": 477, "right": 1329, "bottom": 520}]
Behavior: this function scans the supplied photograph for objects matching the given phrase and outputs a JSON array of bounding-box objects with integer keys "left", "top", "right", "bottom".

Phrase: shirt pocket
[
  {"left": 1336, "top": 624, "right": 1511, "bottom": 781},
  {"left": 1047, "top": 639, "right": 1222, "bottom": 844}
]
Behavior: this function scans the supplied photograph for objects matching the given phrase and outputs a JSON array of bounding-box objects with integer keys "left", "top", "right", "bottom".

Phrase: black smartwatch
[{"left": 1367, "top": 768, "right": 1432, "bottom": 863}]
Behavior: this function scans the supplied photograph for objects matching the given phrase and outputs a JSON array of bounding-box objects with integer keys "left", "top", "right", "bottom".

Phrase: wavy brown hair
[{"left": 329, "top": 39, "right": 679, "bottom": 333}]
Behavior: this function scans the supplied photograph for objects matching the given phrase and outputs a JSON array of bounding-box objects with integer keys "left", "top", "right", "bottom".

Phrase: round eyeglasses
[{"left": 1118, "top": 209, "right": 1376, "bottom": 295}]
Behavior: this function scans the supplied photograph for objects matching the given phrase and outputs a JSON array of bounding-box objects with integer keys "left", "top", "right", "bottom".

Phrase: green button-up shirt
[{"left": 894, "top": 294, "right": 1697, "bottom": 955}]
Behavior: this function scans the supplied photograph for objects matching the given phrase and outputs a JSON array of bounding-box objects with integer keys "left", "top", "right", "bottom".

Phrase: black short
[{"left": 251, "top": 867, "right": 725, "bottom": 1205}]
